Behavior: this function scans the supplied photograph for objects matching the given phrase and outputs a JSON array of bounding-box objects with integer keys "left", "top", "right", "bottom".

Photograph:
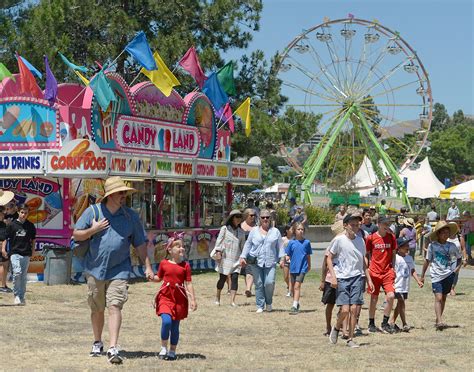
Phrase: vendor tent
[
  {"left": 345, "top": 156, "right": 389, "bottom": 196},
  {"left": 439, "top": 179, "right": 474, "bottom": 201},
  {"left": 399, "top": 157, "right": 444, "bottom": 199},
  {"left": 263, "top": 183, "right": 290, "bottom": 194}
]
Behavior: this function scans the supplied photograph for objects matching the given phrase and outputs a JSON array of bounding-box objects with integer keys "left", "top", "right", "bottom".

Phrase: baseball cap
[
  {"left": 396, "top": 236, "right": 412, "bottom": 248},
  {"left": 343, "top": 213, "right": 362, "bottom": 224},
  {"left": 377, "top": 216, "right": 391, "bottom": 225}
]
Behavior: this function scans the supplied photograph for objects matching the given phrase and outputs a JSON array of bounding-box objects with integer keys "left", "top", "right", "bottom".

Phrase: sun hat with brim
[
  {"left": 0, "top": 190, "right": 15, "bottom": 206},
  {"left": 331, "top": 220, "right": 345, "bottom": 235},
  {"left": 403, "top": 217, "right": 415, "bottom": 227},
  {"left": 225, "top": 209, "right": 243, "bottom": 225},
  {"left": 429, "top": 221, "right": 459, "bottom": 242},
  {"left": 103, "top": 176, "right": 136, "bottom": 199},
  {"left": 397, "top": 236, "right": 412, "bottom": 248}
]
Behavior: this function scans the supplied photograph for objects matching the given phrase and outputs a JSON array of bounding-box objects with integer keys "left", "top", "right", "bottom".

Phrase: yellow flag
[
  {"left": 141, "top": 51, "right": 180, "bottom": 97},
  {"left": 235, "top": 97, "right": 251, "bottom": 137},
  {"left": 74, "top": 70, "right": 90, "bottom": 85}
]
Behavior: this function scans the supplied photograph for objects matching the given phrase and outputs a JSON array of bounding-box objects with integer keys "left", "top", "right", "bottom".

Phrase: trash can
[{"left": 43, "top": 244, "right": 72, "bottom": 285}]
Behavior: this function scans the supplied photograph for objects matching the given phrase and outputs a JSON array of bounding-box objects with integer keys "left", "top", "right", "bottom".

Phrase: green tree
[{"left": 430, "top": 102, "right": 449, "bottom": 131}]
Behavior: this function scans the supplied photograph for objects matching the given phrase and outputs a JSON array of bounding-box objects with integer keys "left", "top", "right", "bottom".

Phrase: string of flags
[{"left": 0, "top": 30, "right": 252, "bottom": 136}]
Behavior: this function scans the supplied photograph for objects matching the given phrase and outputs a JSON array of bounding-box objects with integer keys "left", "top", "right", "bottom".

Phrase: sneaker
[
  {"left": 266, "top": 304, "right": 273, "bottom": 312},
  {"left": 346, "top": 339, "right": 360, "bottom": 348},
  {"left": 214, "top": 300, "right": 220, "bottom": 306},
  {"left": 381, "top": 323, "right": 394, "bottom": 334},
  {"left": 166, "top": 351, "right": 177, "bottom": 361},
  {"left": 158, "top": 347, "right": 167, "bottom": 360},
  {"left": 256, "top": 308, "right": 264, "bottom": 314},
  {"left": 380, "top": 301, "right": 387, "bottom": 310},
  {"left": 0, "top": 286, "right": 12, "bottom": 293},
  {"left": 368, "top": 324, "right": 380, "bottom": 333},
  {"left": 354, "top": 325, "right": 363, "bottom": 337},
  {"left": 90, "top": 341, "right": 104, "bottom": 357},
  {"left": 329, "top": 327, "right": 339, "bottom": 344},
  {"left": 106, "top": 346, "right": 123, "bottom": 364},
  {"left": 286, "top": 291, "right": 292, "bottom": 297},
  {"left": 14, "top": 296, "right": 21, "bottom": 305},
  {"left": 402, "top": 325, "right": 410, "bottom": 333},
  {"left": 245, "top": 290, "right": 252, "bottom": 298},
  {"left": 230, "top": 302, "right": 238, "bottom": 308},
  {"left": 392, "top": 324, "right": 401, "bottom": 333},
  {"left": 341, "top": 334, "right": 349, "bottom": 340},
  {"left": 289, "top": 306, "right": 299, "bottom": 315}
]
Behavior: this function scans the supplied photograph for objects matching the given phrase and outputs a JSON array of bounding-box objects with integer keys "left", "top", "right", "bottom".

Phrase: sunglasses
[{"left": 260, "top": 216, "right": 270, "bottom": 220}]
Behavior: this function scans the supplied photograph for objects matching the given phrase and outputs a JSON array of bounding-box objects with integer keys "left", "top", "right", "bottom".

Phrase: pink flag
[
  {"left": 222, "top": 103, "right": 235, "bottom": 133},
  {"left": 178, "top": 46, "right": 207, "bottom": 88}
]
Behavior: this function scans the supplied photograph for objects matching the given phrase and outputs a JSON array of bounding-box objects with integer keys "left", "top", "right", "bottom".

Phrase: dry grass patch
[{"left": 0, "top": 270, "right": 473, "bottom": 370}]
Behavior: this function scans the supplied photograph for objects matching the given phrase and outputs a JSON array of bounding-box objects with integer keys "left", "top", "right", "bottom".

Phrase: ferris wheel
[{"left": 276, "top": 16, "right": 432, "bottom": 206}]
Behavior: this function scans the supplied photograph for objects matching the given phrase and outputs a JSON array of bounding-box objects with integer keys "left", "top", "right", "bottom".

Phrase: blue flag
[
  {"left": 202, "top": 72, "right": 228, "bottom": 110},
  {"left": 20, "top": 56, "right": 42, "bottom": 79},
  {"left": 44, "top": 55, "right": 57, "bottom": 105},
  {"left": 125, "top": 31, "right": 157, "bottom": 71},
  {"left": 89, "top": 71, "right": 116, "bottom": 112}
]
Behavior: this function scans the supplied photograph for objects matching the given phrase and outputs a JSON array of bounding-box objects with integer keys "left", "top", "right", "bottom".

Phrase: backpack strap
[{"left": 91, "top": 203, "right": 101, "bottom": 222}]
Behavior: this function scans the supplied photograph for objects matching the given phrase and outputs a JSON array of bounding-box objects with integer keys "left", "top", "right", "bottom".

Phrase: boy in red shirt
[{"left": 366, "top": 216, "right": 397, "bottom": 334}]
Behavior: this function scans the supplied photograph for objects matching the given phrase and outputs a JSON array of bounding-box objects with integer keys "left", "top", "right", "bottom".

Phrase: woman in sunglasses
[{"left": 240, "top": 209, "right": 284, "bottom": 313}]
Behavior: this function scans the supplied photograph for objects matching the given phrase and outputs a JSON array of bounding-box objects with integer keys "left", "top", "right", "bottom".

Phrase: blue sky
[{"left": 225, "top": 0, "right": 473, "bottom": 116}]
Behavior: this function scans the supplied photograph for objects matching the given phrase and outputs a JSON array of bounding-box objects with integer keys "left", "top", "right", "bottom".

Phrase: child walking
[
  {"left": 284, "top": 223, "right": 312, "bottom": 314},
  {"left": 153, "top": 233, "right": 197, "bottom": 360},
  {"left": 390, "top": 237, "right": 423, "bottom": 332},
  {"left": 282, "top": 224, "right": 294, "bottom": 297}
]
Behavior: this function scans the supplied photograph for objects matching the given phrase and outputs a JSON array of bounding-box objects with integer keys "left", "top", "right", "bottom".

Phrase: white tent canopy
[
  {"left": 347, "top": 156, "right": 444, "bottom": 199},
  {"left": 263, "top": 183, "right": 290, "bottom": 194},
  {"left": 399, "top": 157, "right": 445, "bottom": 199},
  {"left": 439, "top": 179, "right": 474, "bottom": 201}
]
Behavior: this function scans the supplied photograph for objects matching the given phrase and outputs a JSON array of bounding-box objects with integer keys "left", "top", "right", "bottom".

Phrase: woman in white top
[{"left": 211, "top": 210, "right": 246, "bottom": 307}]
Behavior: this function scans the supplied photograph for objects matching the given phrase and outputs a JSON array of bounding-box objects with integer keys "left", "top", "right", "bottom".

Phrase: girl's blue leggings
[{"left": 160, "top": 313, "right": 180, "bottom": 345}]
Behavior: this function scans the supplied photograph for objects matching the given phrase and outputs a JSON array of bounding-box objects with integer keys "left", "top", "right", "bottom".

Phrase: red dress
[{"left": 155, "top": 259, "right": 192, "bottom": 320}]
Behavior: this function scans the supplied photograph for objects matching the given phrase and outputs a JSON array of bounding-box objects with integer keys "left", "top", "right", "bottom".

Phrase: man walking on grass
[
  {"left": 366, "top": 216, "right": 398, "bottom": 334},
  {"left": 327, "top": 214, "right": 374, "bottom": 348},
  {"left": 73, "top": 176, "right": 153, "bottom": 364}
]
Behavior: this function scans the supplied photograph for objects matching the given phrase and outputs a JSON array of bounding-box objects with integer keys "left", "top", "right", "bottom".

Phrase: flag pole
[{"left": 217, "top": 112, "right": 237, "bottom": 130}]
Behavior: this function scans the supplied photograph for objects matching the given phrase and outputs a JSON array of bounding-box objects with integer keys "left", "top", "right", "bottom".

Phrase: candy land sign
[{"left": 46, "top": 139, "right": 108, "bottom": 177}]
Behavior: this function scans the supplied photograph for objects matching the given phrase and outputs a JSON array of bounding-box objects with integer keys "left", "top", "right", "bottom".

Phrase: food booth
[{"left": 0, "top": 72, "right": 261, "bottom": 281}]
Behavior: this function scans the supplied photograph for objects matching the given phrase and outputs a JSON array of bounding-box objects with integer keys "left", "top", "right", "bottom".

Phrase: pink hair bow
[{"left": 166, "top": 231, "right": 185, "bottom": 250}]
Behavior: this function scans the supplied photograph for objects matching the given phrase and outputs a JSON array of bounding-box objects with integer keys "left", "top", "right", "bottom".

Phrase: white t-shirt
[
  {"left": 394, "top": 254, "right": 415, "bottom": 293},
  {"left": 329, "top": 234, "right": 366, "bottom": 279},
  {"left": 426, "top": 241, "right": 461, "bottom": 283}
]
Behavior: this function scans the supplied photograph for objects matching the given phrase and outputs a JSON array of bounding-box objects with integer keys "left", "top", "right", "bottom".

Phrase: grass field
[{"left": 0, "top": 270, "right": 473, "bottom": 370}]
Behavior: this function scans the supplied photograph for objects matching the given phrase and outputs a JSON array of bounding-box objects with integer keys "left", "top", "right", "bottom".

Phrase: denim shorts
[
  {"left": 432, "top": 273, "right": 455, "bottom": 295},
  {"left": 336, "top": 275, "right": 365, "bottom": 306}
]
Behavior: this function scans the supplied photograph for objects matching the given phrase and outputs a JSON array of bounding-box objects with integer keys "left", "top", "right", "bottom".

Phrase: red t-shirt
[{"left": 366, "top": 232, "right": 397, "bottom": 276}]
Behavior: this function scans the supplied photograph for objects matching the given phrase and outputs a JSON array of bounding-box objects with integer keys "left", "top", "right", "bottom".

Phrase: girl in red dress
[{"left": 153, "top": 233, "right": 197, "bottom": 360}]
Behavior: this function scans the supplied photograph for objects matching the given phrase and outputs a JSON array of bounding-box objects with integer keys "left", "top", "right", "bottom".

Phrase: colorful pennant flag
[
  {"left": 125, "top": 31, "right": 157, "bottom": 71},
  {"left": 178, "top": 46, "right": 207, "bottom": 88},
  {"left": 89, "top": 70, "right": 116, "bottom": 111},
  {"left": 20, "top": 56, "right": 42, "bottom": 79},
  {"left": 58, "top": 52, "right": 89, "bottom": 73},
  {"left": 44, "top": 55, "right": 57, "bottom": 105},
  {"left": 217, "top": 61, "right": 236, "bottom": 96},
  {"left": 141, "top": 51, "right": 180, "bottom": 97},
  {"left": 74, "top": 70, "right": 90, "bottom": 85},
  {"left": 17, "top": 54, "right": 42, "bottom": 98},
  {"left": 235, "top": 97, "right": 251, "bottom": 137},
  {"left": 219, "top": 103, "right": 235, "bottom": 133},
  {"left": 0, "top": 62, "right": 15, "bottom": 82},
  {"left": 202, "top": 72, "right": 228, "bottom": 110}
]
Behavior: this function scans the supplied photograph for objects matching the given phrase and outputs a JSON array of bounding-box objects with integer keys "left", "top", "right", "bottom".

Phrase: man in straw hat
[
  {"left": 420, "top": 221, "right": 462, "bottom": 330},
  {"left": 73, "top": 176, "right": 153, "bottom": 364}
]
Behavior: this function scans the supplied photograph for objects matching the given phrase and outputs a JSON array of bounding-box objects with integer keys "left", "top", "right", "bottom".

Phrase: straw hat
[
  {"left": 331, "top": 220, "right": 345, "bottom": 235},
  {"left": 103, "top": 176, "right": 136, "bottom": 199},
  {"left": 224, "top": 209, "right": 243, "bottom": 225},
  {"left": 0, "top": 189, "right": 15, "bottom": 206},
  {"left": 428, "top": 220, "right": 459, "bottom": 242},
  {"left": 403, "top": 217, "right": 415, "bottom": 227}
]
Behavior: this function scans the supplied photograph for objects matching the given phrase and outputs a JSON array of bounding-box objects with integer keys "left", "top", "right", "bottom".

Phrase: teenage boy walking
[
  {"left": 327, "top": 214, "right": 374, "bottom": 348},
  {"left": 366, "top": 216, "right": 397, "bottom": 334}
]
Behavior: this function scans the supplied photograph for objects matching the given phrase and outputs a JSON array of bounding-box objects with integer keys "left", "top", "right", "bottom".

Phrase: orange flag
[{"left": 17, "top": 54, "right": 42, "bottom": 98}]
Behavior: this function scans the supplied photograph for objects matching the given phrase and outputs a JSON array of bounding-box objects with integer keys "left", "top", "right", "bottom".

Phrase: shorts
[
  {"left": 395, "top": 292, "right": 408, "bottom": 300},
  {"left": 432, "top": 273, "right": 455, "bottom": 295},
  {"left": 240, "top": 266, "right": 246, "bottom": 276},
  {"left": 290, "top": 272, "right": 306, "bottom": 283},
  {"left": 86, "top": 275, "right": 128, "bottom": 312},
  {"left": 336, "top": 275, "right": 365, "bottom": 306},
  {"left": 321, "top": 281, "right": 336, "bottom": 305},
  {"left": 369, "top": 271, "right": 395, "bottom": 296}
]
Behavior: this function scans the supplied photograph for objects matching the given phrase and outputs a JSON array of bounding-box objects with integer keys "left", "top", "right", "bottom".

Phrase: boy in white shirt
[{"left": 390, "top": 237, "right": 423, "bottom": 332}]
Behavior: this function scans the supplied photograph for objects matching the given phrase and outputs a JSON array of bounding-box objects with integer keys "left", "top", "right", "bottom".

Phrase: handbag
[
  {"left": 210, "top": 227, "right": 226, "bottom": 261},
  {"left": 72, "top": 204, "right": 101, "bottom": 258}
]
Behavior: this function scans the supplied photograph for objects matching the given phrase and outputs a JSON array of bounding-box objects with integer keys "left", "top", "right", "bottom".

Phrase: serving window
[
  {"left": 196, "top": 183, "right": 225, "bottom": 227},
  {"left": 160, "top": 181, "right": 191, "bottom": 229},
  {"left": 129, "top": 179, "right": 154, "bottom": 228}
]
